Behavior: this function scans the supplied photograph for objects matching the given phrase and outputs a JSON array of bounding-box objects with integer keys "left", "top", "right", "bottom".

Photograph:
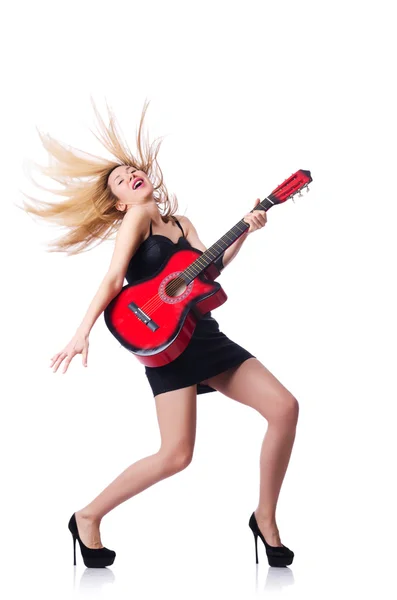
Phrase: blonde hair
[{"left": 19, "top": 97, "right": 179, "bottom": 255}]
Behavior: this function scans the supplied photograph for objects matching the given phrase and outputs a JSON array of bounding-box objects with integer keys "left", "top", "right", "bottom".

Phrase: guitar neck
[{"left": 181, "top": 194, "right": 278, "bottom": 284}]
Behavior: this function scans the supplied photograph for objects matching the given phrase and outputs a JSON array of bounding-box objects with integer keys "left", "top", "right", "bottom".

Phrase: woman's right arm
[{"left": 50, "top": 208, "right": 148, "bottom": 374}]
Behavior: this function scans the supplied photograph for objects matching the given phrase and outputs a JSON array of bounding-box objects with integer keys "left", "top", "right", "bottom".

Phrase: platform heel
[
  {"left": 68, "top": 513, "right": 116, "bottom": 568},
  {"left": 248, "top": 511, "right": 294, "bottom": 568}
]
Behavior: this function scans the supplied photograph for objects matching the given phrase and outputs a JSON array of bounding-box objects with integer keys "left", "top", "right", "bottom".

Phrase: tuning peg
[
  {"left": 298, "top": 190, "right": 303, "bottom": 197},
  {"left": 306, "top": 186, "right": 310, "bottom": 193},
  {"left": 292, "top": 196, "right": 295, "bottom": 203}
]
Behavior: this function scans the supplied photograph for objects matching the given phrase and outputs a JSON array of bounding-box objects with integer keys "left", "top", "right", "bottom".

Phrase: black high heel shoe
[
  {"left": 68, "top": 513, "right": 116, "bottom": 568},
  {"left": 248, "top": 511, "right": 294, "bottom": 567}
]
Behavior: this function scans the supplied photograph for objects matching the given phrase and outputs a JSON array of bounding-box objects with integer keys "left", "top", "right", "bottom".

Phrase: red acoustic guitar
[{"left": 104, "top": 169, "right": 312, "bottom": 367}]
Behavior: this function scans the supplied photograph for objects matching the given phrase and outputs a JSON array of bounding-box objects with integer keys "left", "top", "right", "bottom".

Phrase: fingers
[
  {"left": 51, "top": 352, "right": 67, "bottom": 373},
  {"left": 49, "top": 353, "right": 61, "bottom": 367},
  {"left": 254, "top": 212, "right": 267, "bottom": 227},
  {"left": 50, "top": 326, "right": 90, "bottom": 374},
  {"left": 82, "top": 345, "right": 88, "bottom": 367},
  {"left": 50, "top": 351, "right": 75, "bottom": 373},
  {"left": 243, "top": 207, "right": 267, "bottom": 233},
  {"left": 62, "top": 355, "right": 73, "bottom": 374}
]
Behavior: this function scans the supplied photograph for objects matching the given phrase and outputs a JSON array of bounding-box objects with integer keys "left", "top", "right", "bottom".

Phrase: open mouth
[{"left": 132, "top": 178, "right": 144, "bottom": 190}]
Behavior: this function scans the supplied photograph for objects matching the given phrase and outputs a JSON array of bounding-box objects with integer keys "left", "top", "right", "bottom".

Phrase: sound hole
[{"left": 165, "top": 276, "right": 187, "bottom": 297}]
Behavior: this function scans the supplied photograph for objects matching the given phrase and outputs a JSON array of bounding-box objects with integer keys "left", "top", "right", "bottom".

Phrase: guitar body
[{"left": 104, "top": 247, "right": 228, "bottom": 367}]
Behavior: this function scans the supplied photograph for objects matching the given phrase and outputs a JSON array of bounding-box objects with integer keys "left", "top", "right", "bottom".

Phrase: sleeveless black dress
[{"left": 125, "top": 216, "right": 256, "bottom": 397}]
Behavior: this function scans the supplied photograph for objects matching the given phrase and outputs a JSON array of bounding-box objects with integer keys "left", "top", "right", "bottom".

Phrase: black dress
[{"left": 125, "top": 216, "right": 256, "bottom": 397}]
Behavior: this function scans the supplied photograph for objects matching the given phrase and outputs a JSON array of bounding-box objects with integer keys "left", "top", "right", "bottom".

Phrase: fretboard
[{"left": 181, "top": 194, "right": 276, "bottom": 284}]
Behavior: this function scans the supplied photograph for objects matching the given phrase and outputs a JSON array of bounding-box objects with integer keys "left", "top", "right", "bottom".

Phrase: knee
[
  {"left": 274, "top": 395, "right": 299, "bottom": 425},
  {"left": 159, "top": 444, "right": 194, "bottom": 474}
]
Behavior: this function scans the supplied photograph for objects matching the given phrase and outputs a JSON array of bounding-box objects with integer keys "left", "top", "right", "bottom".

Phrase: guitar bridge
[{"left": 128, "top": 301, "right": 159, "bottom": 332}]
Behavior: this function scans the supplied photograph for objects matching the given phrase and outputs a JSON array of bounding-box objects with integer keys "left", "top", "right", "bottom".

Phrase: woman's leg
[
  {"left": 202, "top": 358, "right": 299, "bottom": 546},
  {"left": 75, "top": 384, "right": 197, "bottom": 548}
]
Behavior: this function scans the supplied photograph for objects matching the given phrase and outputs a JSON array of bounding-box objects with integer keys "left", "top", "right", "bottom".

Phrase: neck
[
  {"left": 126, "top": 199, "right": 167, "bottom": 223},
  {"left": 125, "top": 197, "right": 158, "bottom": 212}
]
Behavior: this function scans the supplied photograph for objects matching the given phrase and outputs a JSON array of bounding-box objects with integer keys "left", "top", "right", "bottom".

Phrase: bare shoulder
[
  {"left": 106, "top": 207, "right": 150, "bottom": 284},
  {"left": 174, "top": 214, "right": 193, "bottom": 235},
  {"left": 174, "top": 214, "right": 207, "bottom": 252},
  {"left": 119, "top": 205, "right": 148, "bottom": 234}
]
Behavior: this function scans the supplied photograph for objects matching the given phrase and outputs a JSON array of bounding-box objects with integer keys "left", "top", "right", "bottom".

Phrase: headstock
[{"left": 269, "top": 169, "right": 312, "bottom": 204}]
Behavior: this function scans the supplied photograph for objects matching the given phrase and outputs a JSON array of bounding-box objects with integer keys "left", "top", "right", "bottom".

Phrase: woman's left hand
[{"left": 242, "top": 198, "right": 267, "bottom": 234}]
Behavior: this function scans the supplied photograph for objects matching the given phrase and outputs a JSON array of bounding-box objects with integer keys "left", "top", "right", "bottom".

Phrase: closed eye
[{"left": 118, "top": 168, "right": 136, "bottom": 185}]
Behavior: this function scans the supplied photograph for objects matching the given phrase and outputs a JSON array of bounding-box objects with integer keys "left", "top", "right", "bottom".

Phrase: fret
[{"left": 181, "top": 195, "right": 276, "bottom": 284}]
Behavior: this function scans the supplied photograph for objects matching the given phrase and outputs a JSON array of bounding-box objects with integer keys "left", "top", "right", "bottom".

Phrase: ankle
[
  {"left": 76, "top": 508, "right": 102, "bottom": 524},
  {"left": 254, "top": 509, "right": 277, "bottom": 527}
]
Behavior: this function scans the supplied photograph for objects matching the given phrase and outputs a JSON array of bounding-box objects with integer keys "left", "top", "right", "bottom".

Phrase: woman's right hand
[{"left": 50, "top": 331, "right": 90, "bottom": 374}]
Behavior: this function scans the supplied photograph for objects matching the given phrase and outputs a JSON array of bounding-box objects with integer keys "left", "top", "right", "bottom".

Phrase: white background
[{"left": 2, "top": 0, "right": 396, "bottom": 598}]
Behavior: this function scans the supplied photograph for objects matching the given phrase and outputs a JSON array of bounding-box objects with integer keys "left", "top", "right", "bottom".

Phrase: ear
[{"left": 116, "top": 202, "right": 126, "bottom": 212}]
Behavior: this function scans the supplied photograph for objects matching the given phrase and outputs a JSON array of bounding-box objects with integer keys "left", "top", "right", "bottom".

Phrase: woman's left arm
[{"left": 180, "top": 199, "right": 267, "bottom": 270}]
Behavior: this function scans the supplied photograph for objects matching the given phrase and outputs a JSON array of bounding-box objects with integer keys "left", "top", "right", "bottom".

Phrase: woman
[{"left": 21, "top": 98, "right": 298, "bottom": 569}]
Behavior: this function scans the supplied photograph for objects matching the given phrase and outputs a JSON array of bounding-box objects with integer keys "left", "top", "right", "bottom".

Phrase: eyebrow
[{"left": 114, "top": 166, "right": 134, "bottom": 184}]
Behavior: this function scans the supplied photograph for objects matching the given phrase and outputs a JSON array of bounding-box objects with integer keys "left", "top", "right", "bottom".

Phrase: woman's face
[{"left": 108, "top": 165, "right": 154, "bottom": 211}]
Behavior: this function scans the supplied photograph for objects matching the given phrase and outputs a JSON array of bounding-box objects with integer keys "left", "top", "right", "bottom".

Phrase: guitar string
[
  {"left": 138, "top": 226, "right": 246, "bottom": 316},
  {"left": 139, "top": 199, "right": 279, "bottom": 316},
  {"left": 138, "top": 195, "right": 278, "bottom": 315},
  {"left": 138, "top": 238, "right": 228, "bottom": 314},
  {"left": 138, "top": 212, "right": 271, "bottom": 316}
]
